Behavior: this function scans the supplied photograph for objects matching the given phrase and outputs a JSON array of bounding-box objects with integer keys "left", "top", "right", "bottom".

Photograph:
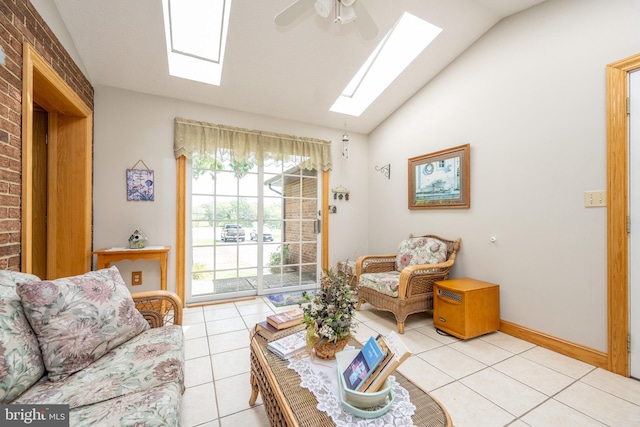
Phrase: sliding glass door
[{"left": 187, "top": 154, "right": 320, "bottom": 304}]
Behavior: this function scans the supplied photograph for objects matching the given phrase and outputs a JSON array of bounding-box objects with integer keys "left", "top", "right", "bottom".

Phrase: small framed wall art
[
  {"left": 408, "top": 144, "right": 470, "bottom": 209},
  {"left": 127, "top": 160, "right": 154, "bottom": 201}
]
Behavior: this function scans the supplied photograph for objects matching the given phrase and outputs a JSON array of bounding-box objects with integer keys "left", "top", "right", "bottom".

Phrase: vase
[{"left": 313, "top": 336, "right": 350, "bottom": 360}]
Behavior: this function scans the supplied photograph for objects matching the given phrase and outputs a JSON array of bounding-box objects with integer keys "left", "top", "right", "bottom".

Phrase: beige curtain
[{"left": 174, "top": 117, "right": 333, "bottom": 171}]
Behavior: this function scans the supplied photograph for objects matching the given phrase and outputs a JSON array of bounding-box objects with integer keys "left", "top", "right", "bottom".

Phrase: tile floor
[{"left": 179, "top": 297, "right": 640, "bottom": 427}]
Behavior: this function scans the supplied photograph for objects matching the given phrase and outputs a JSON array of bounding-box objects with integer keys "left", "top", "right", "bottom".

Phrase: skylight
[
  {"left": 162, "top": 0, "right": 232, "bottom": 86},
  {"left": 330, "top": 12, "right": 442, "bottom": 117}
]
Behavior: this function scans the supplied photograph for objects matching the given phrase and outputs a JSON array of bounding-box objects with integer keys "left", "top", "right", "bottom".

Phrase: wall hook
[{"left": 376, "top": 164, "right": 391, "bottom": 179}]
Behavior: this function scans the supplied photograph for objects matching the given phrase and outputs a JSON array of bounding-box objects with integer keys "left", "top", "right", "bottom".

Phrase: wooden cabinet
[{"left": 433, "top": 278, "right": 500, "bottom": 339}]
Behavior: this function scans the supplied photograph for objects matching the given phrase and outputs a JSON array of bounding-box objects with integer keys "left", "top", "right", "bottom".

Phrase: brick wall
[{"left": 0, "top": 0, "right": 94, "bottom": 269}]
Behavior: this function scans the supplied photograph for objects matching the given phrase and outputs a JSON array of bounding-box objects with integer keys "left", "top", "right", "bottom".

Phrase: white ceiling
[{"left": 42, "top": 0, "right": 546, "bottom": 134}]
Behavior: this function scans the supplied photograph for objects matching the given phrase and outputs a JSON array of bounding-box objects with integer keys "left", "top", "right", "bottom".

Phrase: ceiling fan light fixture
[
  {"left": 314, "top": 0, "right": 333, "bottom": 18},
  {"left": 340, "top": 0, "right": 356, "bottom": 6},
  {"left": 339, "top": 5, "right": 356, "bottom": 24}
]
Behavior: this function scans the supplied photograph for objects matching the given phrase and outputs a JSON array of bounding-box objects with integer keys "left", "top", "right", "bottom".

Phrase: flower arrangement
[{"left": 302, "top": 267, "right": 357, "bottom": 345}]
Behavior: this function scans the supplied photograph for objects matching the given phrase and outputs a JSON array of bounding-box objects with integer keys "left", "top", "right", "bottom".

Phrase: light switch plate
[
  {"left": 132, "top": 271, "right": 142, "bottom": 286},
  {"left": 585, "top": 190, "right": 606, "bottom": 207}
]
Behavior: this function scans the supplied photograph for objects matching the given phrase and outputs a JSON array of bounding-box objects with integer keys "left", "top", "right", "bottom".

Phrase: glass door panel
[{"left": 187, "top": 154, "right": 320, "bottom": 304}]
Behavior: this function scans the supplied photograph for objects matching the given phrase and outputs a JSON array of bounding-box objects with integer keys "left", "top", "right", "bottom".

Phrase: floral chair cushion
[
  {"left": 0, "top": 271, "right": 45, "bottom": 403},
  {"left": 14, "top": 325, "right": 184, "bottom": 409},
  {"left": 16, "top": 266, "right": 150, "bottom": 382},
  {"left": 395, "top": 237, "right": 448, "bottom": 272},
  {"left": 359, "top": 271, "right": 402, "bottom": 298}
]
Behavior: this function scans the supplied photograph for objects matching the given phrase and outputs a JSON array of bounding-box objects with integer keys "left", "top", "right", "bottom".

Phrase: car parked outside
[
  {"left": 221, "top": 224, "right": 245, "bottom": 242},
  {"left": 250, "top": 226, "right": 274, "bottom": 241}
]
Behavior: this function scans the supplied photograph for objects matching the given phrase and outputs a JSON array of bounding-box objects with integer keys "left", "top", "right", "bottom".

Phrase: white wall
[
  {"left": 30, "top": 0, "right": 89, "bottom": 77},
  {"left": 93, "top": 86, "right": 369, "bottom": 293},
  {"left": 367, "top": 0, "right": 640, "bottom": 352}
]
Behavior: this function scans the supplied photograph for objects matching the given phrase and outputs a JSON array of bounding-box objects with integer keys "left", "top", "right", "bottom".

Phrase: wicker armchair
[
  {"left": 132, "top": 290, "right": 183, "bottom": 328},
  {"left": 355, "top": 234, "right": 461, "bottom": 334}
]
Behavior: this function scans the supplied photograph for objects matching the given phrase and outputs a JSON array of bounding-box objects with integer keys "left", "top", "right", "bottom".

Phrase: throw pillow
[
  {"left": 0, "top": 270, "right": 45, "bottom": 403},
  {"left": 395, "top": 237, "right": 448, "bottom": 271},
  {"left": 16, "top": 266, "right": 150, "bottom": 382}
]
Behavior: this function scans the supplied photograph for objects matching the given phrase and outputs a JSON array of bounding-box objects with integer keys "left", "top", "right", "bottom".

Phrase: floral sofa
[
  {"left": 356, "top": 234, "right": 461, "bottom": 333},
  {"left": 0, "top": 266, "right": 184, "bottom": 426}
]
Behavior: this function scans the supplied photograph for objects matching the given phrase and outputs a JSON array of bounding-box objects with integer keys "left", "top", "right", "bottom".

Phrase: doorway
[
  {"left": 630, "top": 69, "right": 640, "bottom": 379},
  {"left": 21, "top": 43, "right": 93, "bottom": 279},
  {"left": 606, "top": 52, "right": 640, "bottom": 376},
  {"left": 31, "top": 106, "right": 48, "bottom": 279}
]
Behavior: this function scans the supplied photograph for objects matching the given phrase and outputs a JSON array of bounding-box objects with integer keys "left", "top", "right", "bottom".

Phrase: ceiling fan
[{"left": 275, "top": 0, "right": 379, "bottom": 40}]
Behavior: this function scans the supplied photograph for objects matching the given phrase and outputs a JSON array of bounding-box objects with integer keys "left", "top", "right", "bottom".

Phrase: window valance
[{"left": 174, "top": 117, "right": 333, "bottom": 171}]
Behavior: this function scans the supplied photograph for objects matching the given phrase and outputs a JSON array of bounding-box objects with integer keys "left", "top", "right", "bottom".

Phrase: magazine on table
[
  {"left": 357, "top": 335, "right": 394, "bottom": 392},
  {"left": 362, "top": 331, "right": 412, "bottom": 393},
  {"left": 341, "top": 335, "right": 386, "bottom": 390},
  {"left": 267, "top": 329, "right": 308, "bottom": 360}
]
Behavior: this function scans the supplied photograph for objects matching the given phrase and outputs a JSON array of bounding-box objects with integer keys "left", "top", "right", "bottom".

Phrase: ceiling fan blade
[
  {"left": 275, "top": 0, "right": 315, "bottom": 26},
  {"left": 353, "top": 1, "right": 378, "bottom": 40}
]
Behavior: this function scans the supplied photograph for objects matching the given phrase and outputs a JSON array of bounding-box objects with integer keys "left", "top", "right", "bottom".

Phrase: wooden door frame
[
  {"left": 21, "top": 43, "right": 93, "bottom": 278},
  {"left": 607, "top": 53, "right": 640, "bottom": 376}
]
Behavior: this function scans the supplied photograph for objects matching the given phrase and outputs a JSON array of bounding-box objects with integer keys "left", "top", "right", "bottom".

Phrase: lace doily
[{"left": 287, "top": 348, "right": 417, "bottom": 427}]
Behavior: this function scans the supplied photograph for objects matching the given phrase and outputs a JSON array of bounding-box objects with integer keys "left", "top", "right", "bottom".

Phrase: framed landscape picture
[{"left": 408, "top": 144, "right": 470, "bottom": 209}]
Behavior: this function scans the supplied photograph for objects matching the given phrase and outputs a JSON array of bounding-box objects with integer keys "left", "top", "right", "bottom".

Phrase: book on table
[
  {"left": 362, "top": 331, "right": 412, "bottom": 393},
  {"left": 266, "top": 308, "right": 304, "bottom": 330},
  {"left": 356, "top": 335, "right": 393, "bottom": 392},
  {"left": 266, "top": 330, "right": 308, "bottom": 360},
  {"left": 255, "top": 320, "right": 306, "bottom": 341},
  {"left": 342, "top": 335, "right": 386, "bottom": 391}
]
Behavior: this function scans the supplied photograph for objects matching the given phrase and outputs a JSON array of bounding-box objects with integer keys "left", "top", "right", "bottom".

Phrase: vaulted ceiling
[{"left": 38, "top": 0, "right": 546, "bottom": 134}]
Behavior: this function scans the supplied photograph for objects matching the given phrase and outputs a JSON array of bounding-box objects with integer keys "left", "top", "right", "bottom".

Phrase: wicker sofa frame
[
  {"left": 355, "top": 234, "right": 461, "bottom": 334},
  {"left": 132, "top": 290, "right": 183, "bottom": 328}
]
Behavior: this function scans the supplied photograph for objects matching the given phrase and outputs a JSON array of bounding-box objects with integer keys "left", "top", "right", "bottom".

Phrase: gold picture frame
[{"left": 408, "top": 144, "right": 470, "bottom": 209}]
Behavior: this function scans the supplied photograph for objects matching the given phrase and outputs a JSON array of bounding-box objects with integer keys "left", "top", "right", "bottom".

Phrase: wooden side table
[
  {"left": 433, "top": 277, "right": 500, "bottom": 339},
  {"left": 93, "top": 246, "right": 170, "bottom": 290}
]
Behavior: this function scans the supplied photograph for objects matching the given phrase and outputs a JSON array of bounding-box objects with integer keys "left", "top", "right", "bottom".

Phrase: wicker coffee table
[{"left": 249, "top": 331, "right": 452, "bottom": 427}]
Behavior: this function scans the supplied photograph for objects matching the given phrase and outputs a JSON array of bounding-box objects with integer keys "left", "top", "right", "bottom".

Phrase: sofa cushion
[
  {"left": 359, "top": 271, "right": 402, "bottom": 298},
  {"left": 0, "top": 271, "right": 45, "bottom": 403},
  {"left": 16, "top": 266, "right": 150, "bottom": 382},
  {"left": 14, "top": 325, "right": 184, "bottom": 409},
  {"left": 395, "top": 237, "right": 448, "bottom": 272},
  {"left": 69, "top": 382, "right": 182, "bottom": 427}
]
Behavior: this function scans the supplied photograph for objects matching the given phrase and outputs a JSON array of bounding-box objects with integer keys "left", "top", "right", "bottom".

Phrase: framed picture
[
  {"left": 408, "top": 144, "right": 470, "bottom": 209},
  {"left": 126, "top": 168, "right": 155, "bottom": 201}
]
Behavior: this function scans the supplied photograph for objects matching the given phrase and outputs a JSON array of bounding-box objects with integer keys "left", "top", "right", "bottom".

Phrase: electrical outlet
[
  {"left": 584, "top": 190, "right": 606, "bottom": 207},
  {"left": 132, "top": 271, "right": 142, "bottom": 286}
]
